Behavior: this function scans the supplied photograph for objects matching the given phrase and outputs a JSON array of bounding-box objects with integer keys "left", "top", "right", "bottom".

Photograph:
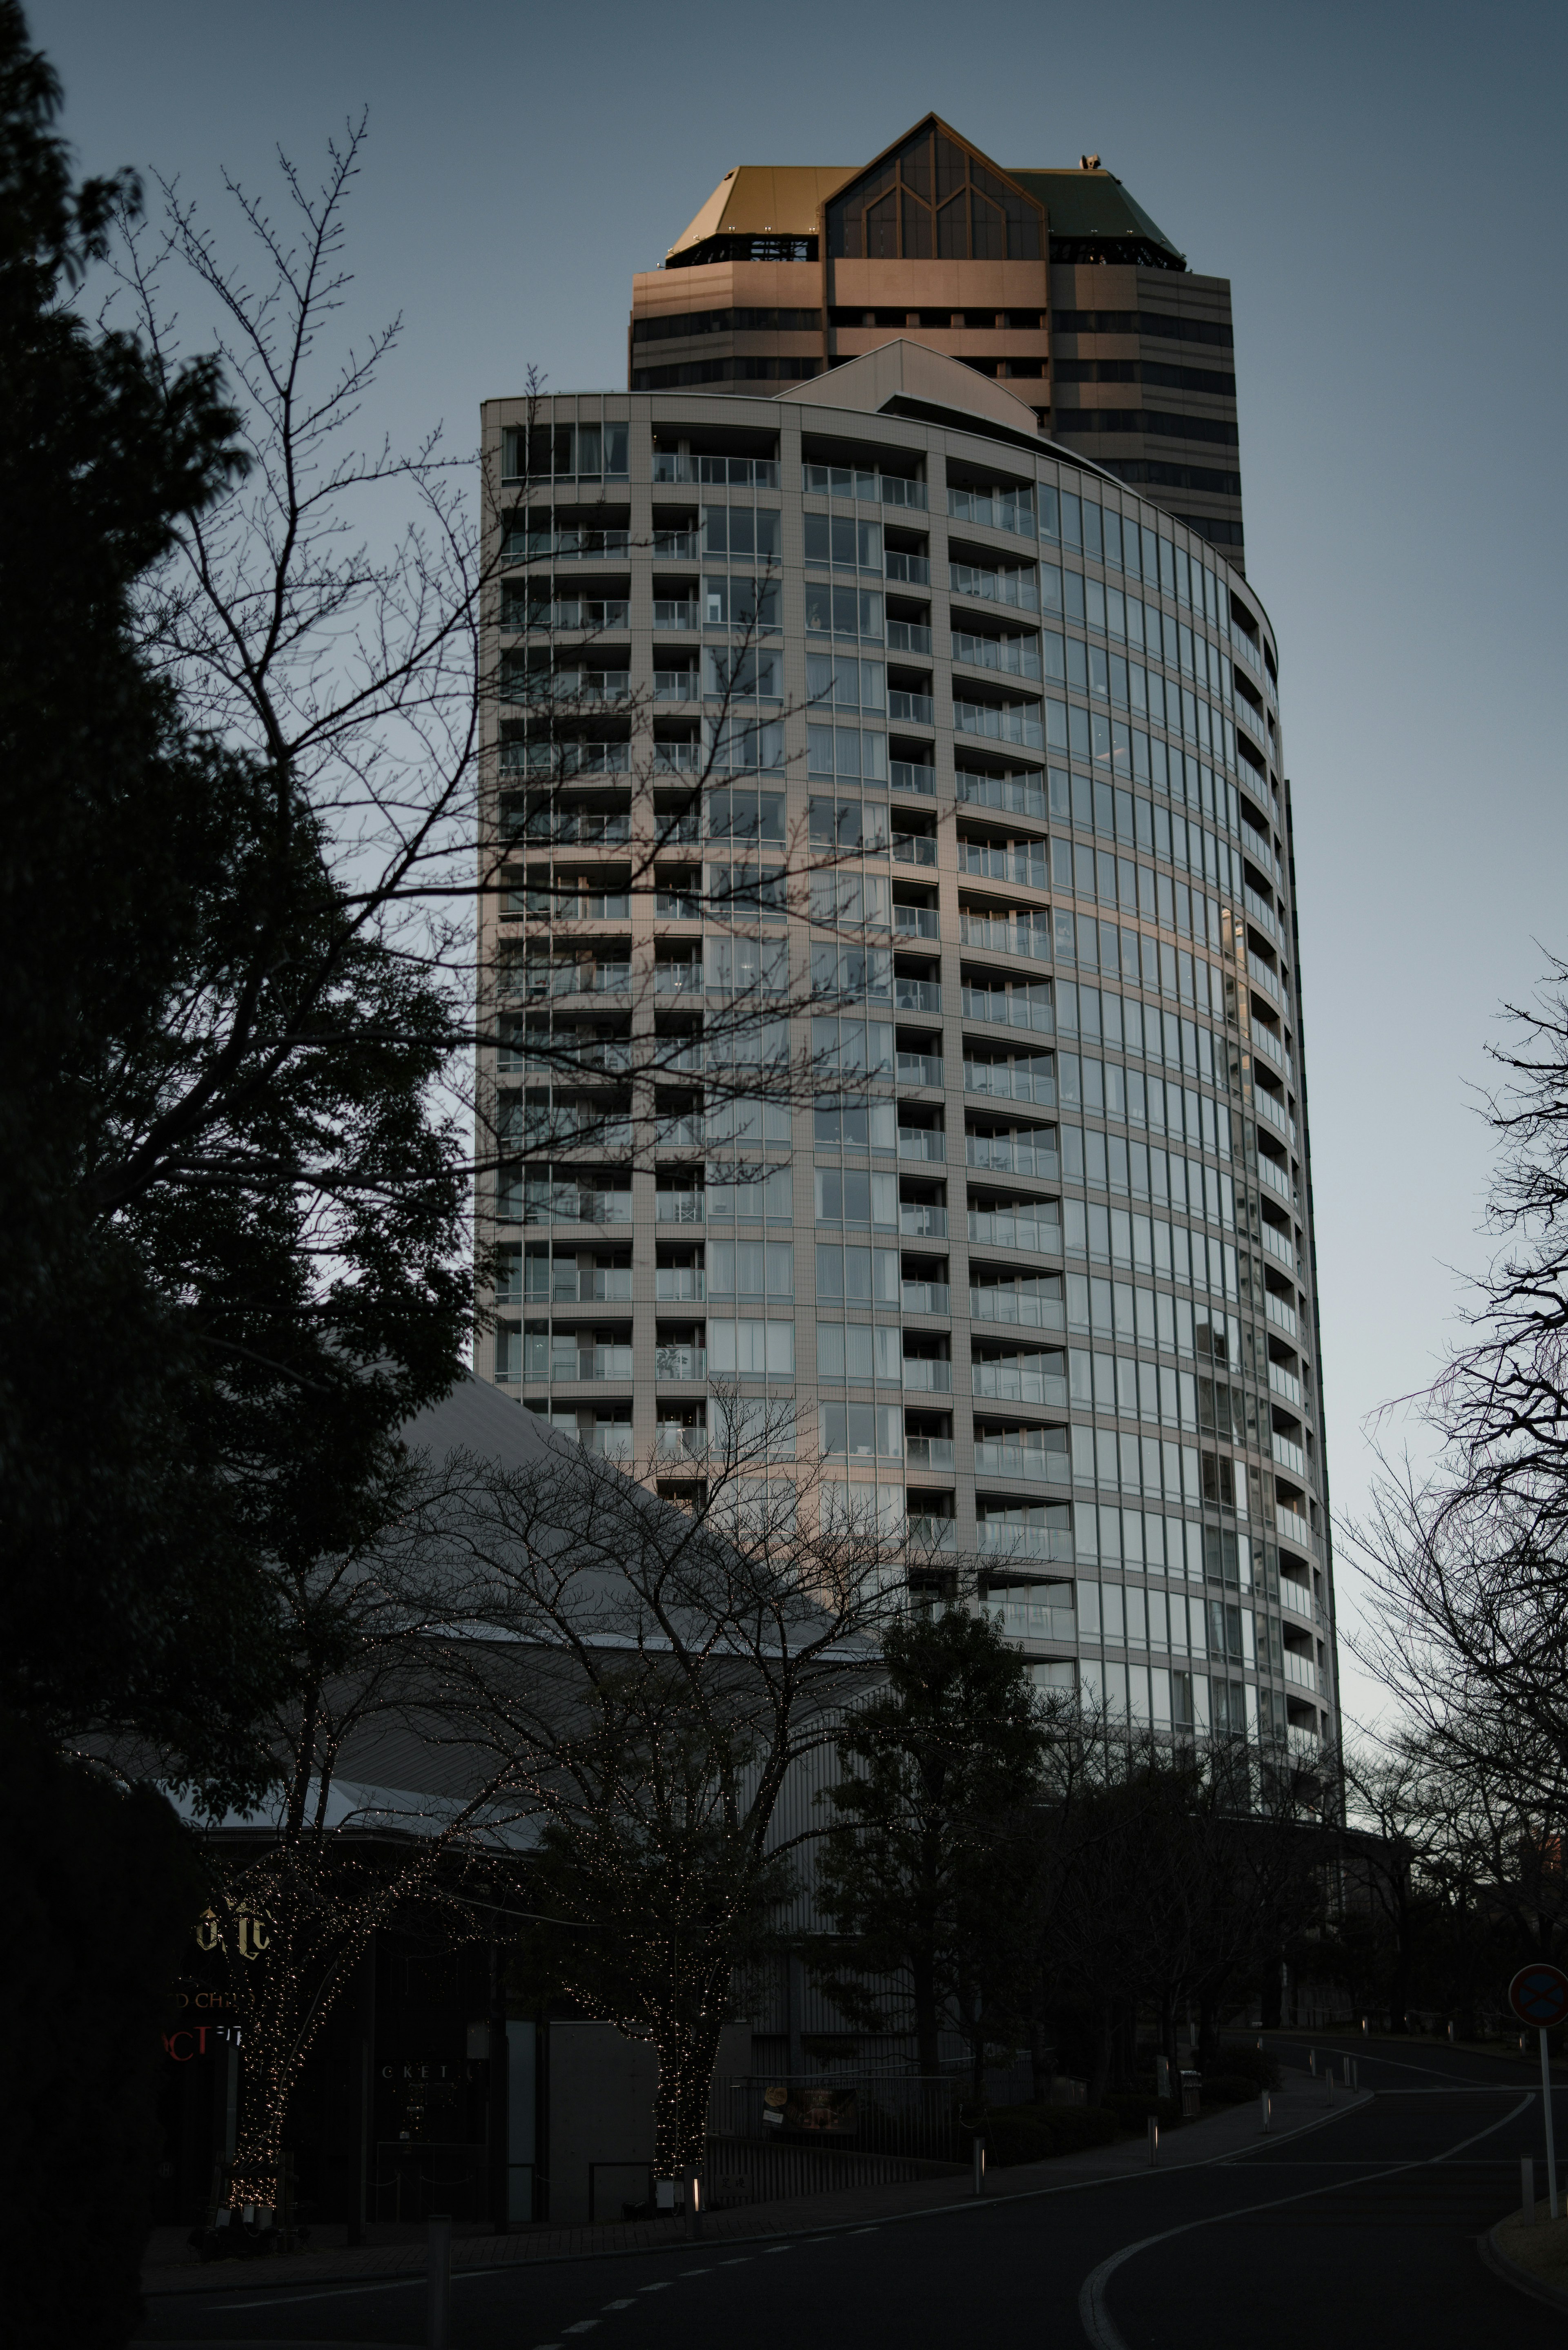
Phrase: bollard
[
  {"left": 1523, "top": 2156, "right": 1537, "bottom": 2225},
  {"left": 973, "top": 2136, "right": 986, "bottom": 2197},
  {"left": 1148, "top": 2116, "right": 1159, "bottom": 2167},
  {"left": 1260, "top": 2091, "right": 1272, "bottom": 2134},
  {"left": 1361, "top": 2016, "right": 1369, "bottom": 2038},
  {"left": 1308, "top": 2048, "right": 1317, "bottom": 2077},
  {"left": 1448, "top": 2022, "right": 1456, "bottom": 2045},
  {"left": 683, "top": 2168, "right": 703, "bottom": 2240},
  {"left": 426, "top": 2215, "right": 451, "bottom": 2350},
  {"left": 1326, "top": 2065, "right": 1336, "bottom": 2103}
]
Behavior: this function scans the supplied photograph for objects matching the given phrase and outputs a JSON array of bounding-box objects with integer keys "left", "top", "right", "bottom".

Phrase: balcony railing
[
  {"left": 1276, "top": 1504, "right": 1313, "bottom": 1552},
  {"left": 907, "top": 1515, "right": 958, "bottom": 1552},
  {"left": 976, "top": 1521, "right": 1074, "bottom": 1563},
  {"left": 509, "top": 529, "right": 631, "bottom": 562},
  {"left": 1272, "top": 1429, "right": 1306, "bottom": 1477},
  {"left": 905, "top": 1435, "right": 955, "bottom": 1471},
  {"left": 964, "top": 1058, "right": 1055, "bottom": 1109},
  {"left": 966, "top": 1130, "right": 1058, "bottom": 1181},
  {"left": 887, "top": 620, "right": 934, "bottom": 655},
  {"left": 654, "top": 600, "right": 700, "bottom": 630},
  {"left": 655, "top": 963, "right": 705, "bottom": 994},
  {"left": 987, "top": 1596, "right": 1076, "bottom": 1640},
  {"left": 971, "top": 1362, "right": 1068, "bottom": 1407},
  {"left": 655, "top": 1345, "right": 707, "bottom": 1380},
  {"left": 902, "top": 1280, "right": 951, "bottom": 1315},
  {"left": 1244, "top": 883, "right": 1277, "bottom": 939},
  {"left": 1265, "top": 1292, "right": 1299, "bottom": 1340},
  {"left": 900, "top": 1202, "right": 947, "bottom": 1238},
  {"left": 969, "top": 1286, "right": 1065, "bottom": 1332},
  {"left": 1247, "top": 949, "right": 1281, "bottom": 1003},
  {"left": 1283, "top": 1649, "right": 1317, "bottom": 1693},
  {"left": 653, "top": 453, "right": 780, "bottom": 487},
  {"left": 654, "top": 671, "right": 699, "bottom": 701},
  {"left": 501, "top": 742, "right": 630, "bottom": 777},
  {"left": 890, "top": 760, "right": 936, "bottom": 796},
  {"left": 655, "top": 1270, "right": 706, "bottom": 1302},
  {"left": 893, "top": 834, "right": 938, "bottom": 867},
  {"left": 888, "top": 691, "right": 935, "bottom": 726},
  {"left": 894, "top": 905, "right": 939, "bottom": 941},
  {"left": 885, "top": 551, "right": 931, "bottom": 585},
  {"left": 657, "top": 1425, "right": 708, "bottom": 1459},
  {"left": 947, "top": 486, "right": 1037, "bottom": 536},
  {"left": 955, "top": 769, "right": 1048, "bottom": 822},
  {"left": 901, "top": 1358, "right": 952, "bottom": 1392},
  {"left": 898, "top": 1128, "right": 946, "bottom": 1162},
  {"left": 967, "top": 1205, "right": 1062, "bottom": 1254},
  {"left": 974, "top": 1440, "right": 1069, "bottom": 1484},
  {"left": 954, "top": 699, "right": 1044, "bottom": 749},
  {"left": 509, "top": 599, "right": 630, "bottom": 632},
  {"left": 1268, "top": 1360, "right": 1303, "bottom": 1408},
  {"left": 1260, "top": 1220, "right": 1296, "bottom": 1274},
  {"left": 652, "top": 743, "right": 702, "bottom": 776},
  {"left": 512, "top": 811, "right": 632, "bottom": 847},
  {"left": 656, "top": 1191, "right": 704, "bottom": 1223},
  {"left": 949, "top": 563, "right": 1038, "bottom": 612},
  {"left": 803, "top": 464, "right": 928, "bottom": 509},
  {"left": 653, "top": 530, "right": 699, "bottom": 559},
  {"left": 959, "top": 912, "right": 1051, "bottom": 962},
  {"left": 960, "top": 840, "right": 1048, "bottom": 890},
  {"left": 894, "top": 977, "right": 941, "bottom": 1014},
  {"left": 897, "top": 1051, "right": 943, "bottom": 1088},
  {"left": 952, "top": 630, "right": 1042, "bottom": 680}
]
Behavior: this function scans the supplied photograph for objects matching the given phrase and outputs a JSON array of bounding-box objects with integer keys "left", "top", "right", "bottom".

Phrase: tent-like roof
[
  {"left": 667, "top": 165, "right": 854, "bottom": 258},
  {"left": 1007, "top": 166, "right": 1185, "bottom": 263}
]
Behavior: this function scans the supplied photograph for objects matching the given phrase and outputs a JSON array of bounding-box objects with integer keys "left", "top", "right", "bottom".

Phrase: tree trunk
[
  {"left": 1087, "top": 2002, "right": 1113, "bottom": 2109},
  {"left": 650, "top": 1982, "right": 726, "bottom": 2182},
  {"left": 911, "top": 1954, "right": 941, "bottom": 2076}
]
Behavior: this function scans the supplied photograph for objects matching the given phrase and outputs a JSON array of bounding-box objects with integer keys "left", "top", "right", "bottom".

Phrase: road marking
[
  {"left": 604, "top": 2297, "right": 637, "bottom": 2307},
  {"left": 639, "top": 2280, "right": 673, "bottom": 2290},
  {"left": 764, "top": 2243, "right": 793, "bottom": 2252},
  {"left": 1077, "top": 2091, "right": 1532, "bottom": 2350},
  {"left": 564, "top": 2323, "right": 600, "bottom": 2334},
  {"left": 680, "top": 2266, "right": 712, "bottom": 2274},
  {"left": 719, "top": 2256, "right": 749, "bottom": 2264}
]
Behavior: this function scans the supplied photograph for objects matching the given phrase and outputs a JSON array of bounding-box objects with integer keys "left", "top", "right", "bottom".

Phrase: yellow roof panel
[{"left": 668, "top": 165, "right": 855, "bottom": 256}]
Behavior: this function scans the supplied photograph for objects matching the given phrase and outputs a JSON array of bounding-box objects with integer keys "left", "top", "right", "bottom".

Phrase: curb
[
  {"left": 1480, "top": 2217, "right": 1568, "bottom": 2317},
  {"left": 144, "top": 2086, "right": 1369, "bottom": 2302}
]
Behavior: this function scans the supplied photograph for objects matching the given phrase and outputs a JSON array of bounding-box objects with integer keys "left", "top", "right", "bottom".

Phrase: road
[{"left": 137, "top": 2038, "right": 1561, "bottom": 2350}]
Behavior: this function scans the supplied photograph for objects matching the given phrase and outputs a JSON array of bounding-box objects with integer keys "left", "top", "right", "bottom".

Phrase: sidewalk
[{"left": 143, "top": 2072, "right": 1362, "bottom": 2301}]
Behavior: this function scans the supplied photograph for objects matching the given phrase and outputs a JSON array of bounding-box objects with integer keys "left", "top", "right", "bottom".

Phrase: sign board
[{"left": 1508, "top": 1963, "right": 1568, "bottom": 2030}]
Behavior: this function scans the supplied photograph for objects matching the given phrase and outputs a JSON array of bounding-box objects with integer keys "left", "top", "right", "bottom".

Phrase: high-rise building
[
  {"left": 629, "top": 116, "right": 1244, "bottom": 565},
  {"left": 479, "top": 172, "right": 1336, "bottom": 1766}
]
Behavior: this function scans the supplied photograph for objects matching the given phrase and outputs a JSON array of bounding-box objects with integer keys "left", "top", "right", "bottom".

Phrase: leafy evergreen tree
[{"left": 808, "top": 1609, "right": 1049, "bottom": 2092}]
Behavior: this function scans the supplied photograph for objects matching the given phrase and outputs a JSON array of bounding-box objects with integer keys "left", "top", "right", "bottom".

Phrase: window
[
  {"left": 709, "top": 1318, "right": 794, "bottom": 1375},
  {"left": 819, "top": 1400, "right": 904, "bottom": 1456},
  {"left": 702, "top": 575, "right": 781, "bottom": 629},
  {"left": 708, "top": 1239, "right": 794, "bottom": 1298},
  {"left": 701, "top": 506, "right": 782, "bottom": 559},
  {"left": 815, "top": 1323, "right": 905, "bottom": 1382},
  {"left": 825, "top": 126, "right": 1041, "bottom": 261},
  {"left": 804, "top": 513, "right": 883, "bottom": 570},
  {"left": 815, "top": 1242, "right": 899, "bottom": 1304},
  {"left": 805, "top": 580, "right": 884, "bottom": 638},
  {"left": 706, "top": 1160, "right": 793, "bottom": 1221}
]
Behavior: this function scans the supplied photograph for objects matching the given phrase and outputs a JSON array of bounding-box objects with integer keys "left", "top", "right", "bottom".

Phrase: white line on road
[{"left": 1076, "top": 2092, "right": 1533, "bottom": 2350}]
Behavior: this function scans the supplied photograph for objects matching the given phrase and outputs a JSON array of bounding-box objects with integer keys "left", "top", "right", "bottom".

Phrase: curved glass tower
[{"left": 479, "top": 348, "right": 1336, "bottom": 1767}]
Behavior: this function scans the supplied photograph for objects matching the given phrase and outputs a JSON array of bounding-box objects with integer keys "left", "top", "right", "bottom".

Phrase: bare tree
[{"left": 423, "top": 1400, "right": 905, "bottom": 2181}]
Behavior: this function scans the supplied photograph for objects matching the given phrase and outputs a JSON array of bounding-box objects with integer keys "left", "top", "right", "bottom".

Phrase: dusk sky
[{"left": 37, "top": 0, "right": 1568, "bottom": 1737}]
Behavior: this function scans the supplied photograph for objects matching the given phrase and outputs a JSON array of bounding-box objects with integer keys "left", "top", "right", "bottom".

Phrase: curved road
[{"left": 138, "top": 2038, "right": 1562, "bottom": 2350}]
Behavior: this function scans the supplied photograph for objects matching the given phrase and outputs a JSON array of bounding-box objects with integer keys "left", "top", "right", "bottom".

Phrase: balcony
[
  {"left": 1250, "top": 1021, "right": 1292, "bottom": 1082},
  {"left": 953, "top": 700, "right": 1043, "bottom": 750},
  {"left": 987, "top": 1597, "right": 1076, "bottom": 1641},
  {"left": 899, "top": 1128, "right": 947, "bottom": 1162},
  {"left": 970, "top": 1286, "right": 1065, "bottom": 1333},
  {"left": 514, "top": 960, "right": 631, "bottom": 1000},
  {"left": 1244, "top": 883, "right": 1277, "bottom": 939},
  {"left": 956, "top": 769, "right": 1048, "bottom": 823},
  {"left": 905, "top": 1434, "right": 956, "bottom": 1472},
  {"left": 894, "top": 904, "right": 940, "bottom": 941},
  {"left": 652, "top": 743, "right": 702, "bottom": 776},
  {"left": 972, "top": 1362, "right": 1068, "bottom": 1407},
  {"left": 512, "top": 810, "right": 632, "bottom": 847},
  {"left": 1283, "top": 1648, "right": 1317, "bottom": 1693},
  {"left": 500, "top": 742, "right": 630, "bottom": 778},
  {"left": 653, "top": 453, "right": 780, "bottom": 487},
  {"left": 900, "top": 1202, "right": 948, "bottom": 1238},
  {"left": 967, "top": 1206, "right": 1062, "bottom": 1254},
  {"left": 965, "top": 1058, "right": 1055, "bottom": 1110},
  {"left": 966, "top": 1130, "right": 1058, "bottom": 1182},
  {"left": 1272, "top": 1429, "right": 1306, "bottom": 1478},
  {"left": 653, "top": 600, "right": 700, "bottom": 630},
  {"left": 947, "top": 486, "right": 1036, "bottom": 537},
  {"left": 1260, "top": 1220, "right": 1296, "bottom": 1275},
  {"left": 887, "top": 620, "right": 934, "bottom": 656},
  {"left": 654, "top": 671, "right": 699, "bottom": 702},
  {"left": 951, "top": 631, "right": 1042, "bottom": 681},
  {"left": 974, "top": 1439, "right": 1069, "bottom": 1483},
  {"left": 1265, "top": 1292, "right": 1299, "bottom": 1340},
  {"left": 802, "top": 464, "right": 928, "bottom": 510},
  {"left": 890, "top": 760, "right": 936, "bottom": 797},
  {"left": 902, "top": 1358, "right": 952, "bottom": 1393},
  {"left": 1276, "top": 1503, "right": 1313, "bottom": 1553},
  {"left": 902, "top": 1280, "right": 951, "bottom": 1315},
  {"left": 949, "top": 562, "right": 1038, "bottom": 613},
  {"left": 655, "top": 1269, "right": 706, "bottom": 1302},
  {"left": 655, "top": 1345, "right": 707, "bottom": 1381},
  {"left": 885, "top": 551, "right": 931, "bottom": 586},
  {"left": 655, "top": 963, "right": 705, "bottom": 995},
  {"left": 959, "top": 913, "right": 1050, "bottom": 963},
  {"left": 1255, "top": 1153, "right": 1294, "bottom": 1209},
  {"left": 510, "top": 529, "right": 631, "bottom": 563},
  {"left": 1247, "top": 949, "right": 1281, "bottom": 1004},
  {"left": 549, "top": 1345, "right": 635, "bottom": 1382},
  {"left": 1268, "top": 1360, "right": 1303, "bottom": 1409},
  {"left": 657, "top": 1424, "right": 708, "bottom": 1460},
  {"left": 653, "top": 529, "right": 699, "bottom": 560},
  {"left": 510, "top": 598, "right": 630, "bottom": 633},
  {"left": 656, "top": 1191, "right": 704, "bottom": 1224},
  {"left": 893, "top": 833, "right": 938, "bottom": 867},
  {"left": 897, "top": 1050, "right": 943, "bottom": 1087},
  {"left": 907, "top": 1514, "right": 958, "bottom": 1552},
  {"left": 889, "top": 691, "right": 935, "bottom": 727},
  {"left": 976, "top": 1521, "right": 1073, "bottom": 1564},
  {"left": 894, "top": 977, "right": 942, "bottom": 1014}
]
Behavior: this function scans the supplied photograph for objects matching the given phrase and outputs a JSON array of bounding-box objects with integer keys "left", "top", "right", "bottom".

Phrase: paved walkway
[{"left": 143, "top": 2071, "right": 1361, "bottom": 2301}]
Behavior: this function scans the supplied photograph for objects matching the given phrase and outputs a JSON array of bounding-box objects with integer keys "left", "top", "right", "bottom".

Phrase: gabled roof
[
  {"left": 668, "top": 165, "right": 854, "bottom": 259},
  {"left": 1007, "top": 166, "right": 1185, "bottom": 263}
]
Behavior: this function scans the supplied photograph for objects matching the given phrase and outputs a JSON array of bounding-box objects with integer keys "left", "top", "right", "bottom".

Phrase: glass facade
[{"left": 480, "top": 385, "right": 1333, "bottom": 1764}]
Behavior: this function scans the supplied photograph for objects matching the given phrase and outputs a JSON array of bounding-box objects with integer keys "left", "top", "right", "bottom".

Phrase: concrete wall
[{"left": 546, "top": 2019, "right": 753, "bottom": 2222}]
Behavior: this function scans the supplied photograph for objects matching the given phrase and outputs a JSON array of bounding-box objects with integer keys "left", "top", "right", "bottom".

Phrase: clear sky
[{"left": 33, "top": 0, "right": 1568, "bottom": 1741}]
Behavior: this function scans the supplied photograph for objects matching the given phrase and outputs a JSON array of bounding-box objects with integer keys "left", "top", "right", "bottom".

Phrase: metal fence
[{"left": 707, "top": 2069, "right": 1030, "bottom": 2187}]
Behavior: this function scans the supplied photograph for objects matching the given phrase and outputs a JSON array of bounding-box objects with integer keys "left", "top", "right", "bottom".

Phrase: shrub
[
  {"left": 975, "top": 2103, "right": 1121, "bottom": 2166},
  {"left": 1208, "top": 2044, "right": 1281, "bottom": 2092},
  {"left": 1104, "top": 2089, "right": 1181, "bottom": 2131},
  {"left": 1200, "top": 2071, "right": 1268, "bottom": 2107}
]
